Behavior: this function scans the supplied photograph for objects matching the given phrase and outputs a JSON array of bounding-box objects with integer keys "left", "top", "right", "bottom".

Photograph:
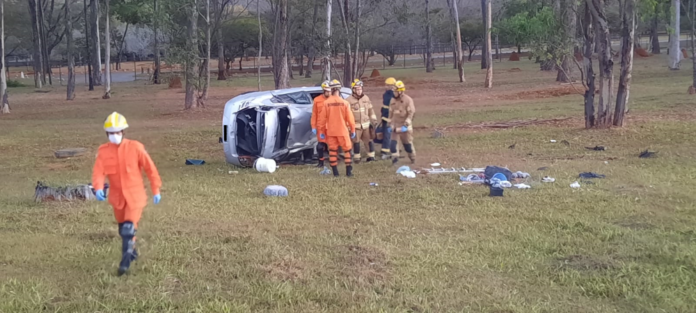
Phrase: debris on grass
[
  {"left": 511, "top": 171, "right": 530, "bottom": 179},
  {"left": 320, "top": 167, "right": 331, "bottom": 175},
  {"left": 514, "top": 183, "right": 531, "bottom": 189},
  {"left": 430, "top": 163, "right": 441, "bottom": 167},
  {"left": 54, "top": 148, "right": 87, "bottom": 159},
  {"left": 542, "top": 176, "right": 556, "bottom": 183},
  {"left": 185, "top": 159, "right": 206, "bottom": 165},
  {"left": 34, "top": 181, "right": 104, "bottom": 202},
  {"left": 369, "top": 183, "right": 379, "bottom": 187},
  {"left": 556, "top": 254, "right": 615, "bottom": 271},
  {"left": 579, "top": 172, "right": 606, "bottom": 179},
  {"left": 459, "top": 174, "right": 485, "bottom": 184},
  {"left": 570, "top": 181, "right": 581, "bottom": 188},
  {"left": 508, "top": 143, "right": 516, "bottom": 149},
  {"left": 561, "top": 140, "right": 570, "bottom": 146},
  {"left": 639, "top": 150, "right": 658, "bottom": 158},
  {"left": 550, "top": 140, "right": 557, "bottom": 143},
  {"left": 263, "top": 185, "right": 288, "bottom": 197},
  {"left": 585, "top": 146, "right": 607, "bottom": 151}
]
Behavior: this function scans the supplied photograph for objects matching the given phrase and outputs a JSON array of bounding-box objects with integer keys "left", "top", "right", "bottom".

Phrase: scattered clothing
[
  {"left": 320, "top": 167, "right": 331, "bottom": 175},
  {"left": 399, "top": 171, "right": 416, "bottom": 178},
  {"left": 511, "top": 171, "right": 531, "bottom": 179},
  {"left": 396, "top": 166, "right": 411, "bottom": 174},
  {"left": 570, "top": 181, "right": 581, "bottom": 188},
  {"left": 514, "top": 183, "right": 531, "bottom": 189},
  {"left": 542, "top": 176, "right": 556, "bottom": 183},
  {"left": 459, "top": 174, "right": 485, "bottom": 184},
  {"left": 579, "top": 172, "right": 606, "bottom": 179},
  {"left": 264, "top": 185, "right": 289, "bottom": 197},
  {"left": 484, "top": 166, "right": 513, "bottom": 181}
]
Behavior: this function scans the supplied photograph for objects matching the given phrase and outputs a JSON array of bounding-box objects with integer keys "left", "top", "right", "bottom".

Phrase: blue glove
[
  {"left": 95, "top": 190, "right": 106, "bottom": 201},
  {"left": 386, "top": 127, "right": 392, "bottom": 133},
  {"left": 320, "top": 134, "right": 325, "bottom": 140},
  {"left": 312, "top": 128, "right": 317, "bottom": 135},
  {"left": 153, "top": 194, "right": 161, "bottom": 205},
  {"left": 351, "top": 132, "right": 356, "bottom": 139},
  {"left": 400, "top": 126, "right": 408, "bottom": 132}
]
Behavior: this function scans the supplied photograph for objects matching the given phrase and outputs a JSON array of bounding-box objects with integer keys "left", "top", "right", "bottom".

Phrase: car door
[{"left": 284, "top": 92, "right": 315, "bottom": 153}]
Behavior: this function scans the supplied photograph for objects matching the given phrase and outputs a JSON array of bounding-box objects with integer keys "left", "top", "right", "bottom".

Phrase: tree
[
  {"left": 461, "top": 22, "right": 483, "bottom": 61},
  {"left": 323, "top": 0, "right": 331, "bottom": 81},
  {"left": 582, "top": 0, "right": 596, "bottom": 128},
  {"left": 425, "top": 0, "right": 433, "bottom": 73},
  {"left": 304, "top": 0, "right": 319, "bottom": 78},
  {"left": 199, "top": 0, "right": 211, "bottom": 106},
  {"left": 66, "top": 0, "right": 75, "bottom": 100},
  {"left": 614, "top": 0, "right": 636, "bottom": 126},
  {"left": 352, "top": 0, "right": 362, "bottom": 78},
  {"left": 587, "top": 0, "right": 615, "bottom": 126},
  {"left": 103, "top": 0, "right": 112, "bottom": 99},
  {"left": 688, "top": 0, "right": 695, "bottom": 93},
  {"left": 668, "top": 0, "right": 681, "bottom": 69},
  {"left": 90, "top": 0, "right": 102, "bottom": 86},
  {"left": 556, "top": 0, "right": 577, "bottom": 82},
  {"left": 273, "top": 0, "right": 290, "bottom": 89},
  {"left": 84, "top": 0, "right": 93, "bottom": 90},
  {"left": 481, "top": 0, "right": 488, "bottom": 69},
  {"left": 1, "top": 0, "right": 9, "bottom": 114},
  {"left": 29, "top": 0, "right": 43, "bottom": 88},
  {"left": 257, "top": 0, "right": 262, "bottom": 90},
  {"left": 153, "top": 0, "right": 160, "bottom": 83},
  {"left": 222, "top": 17, "right": 263, "bottom": 71},
  {"left": 184, "top": 0, "right": 199, "bottom": 109},
  {"left": 484, "top": 0, "right": 492, "bottom": 88},
  {"left": 336, "top": 0, "right": 353, "bottom": 84},
  {"left": 447, "top": 0, "right": 465, "bottom": 82}
]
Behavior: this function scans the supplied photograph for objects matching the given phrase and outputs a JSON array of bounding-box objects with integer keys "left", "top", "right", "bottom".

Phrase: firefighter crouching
[
  {"left": 318, "top": 80, "right": 357, "bottom": 177},
  {"left": 389, "top": 81, "right": 416, "bottom": 165},
  {"left": 377, "top": 77, "right": 397, "bottom": 159},
  {"left": 311, "top": 81, "right": 331, "bottom": 167},
  {"left": 347, "top": 79, "right": 377, "bottom": 163}
]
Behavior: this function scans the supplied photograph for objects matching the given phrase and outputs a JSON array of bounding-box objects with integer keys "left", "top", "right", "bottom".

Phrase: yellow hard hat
[
  {"left": 321, "top": 80, "right": 331, "bottom": 91},
  {"left": 395, "top": 81, "right": 406, "bottom": 92},
  {"left": 351, "top": 79, "right": 363, "bottom": 88},
  {"left": 103, "top": 112, "right": 129, "bottom": 132},
  {"left": 385, "top": 77, "right": 396, "bottom": 85},
  {"left": 329, "top": 79, "right": 342, "bottom": 88}
]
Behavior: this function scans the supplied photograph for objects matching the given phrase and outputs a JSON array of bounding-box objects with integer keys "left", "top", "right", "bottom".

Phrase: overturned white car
[{"left": 221, "top": 86, "right": 352, "bottom": 167}]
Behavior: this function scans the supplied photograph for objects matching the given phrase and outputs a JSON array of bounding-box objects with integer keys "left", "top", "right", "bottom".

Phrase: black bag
[{"left": 484, "top": 166, "right": 513, "bottom": 181}]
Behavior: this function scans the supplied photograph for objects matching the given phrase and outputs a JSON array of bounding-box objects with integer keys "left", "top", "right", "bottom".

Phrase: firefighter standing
[
  {"left": 347, "top": 80, "right": 377, "bottom": 163},
  {"left": 317, "top": 80, "right": 356, "bottom": 177},
  {"left": 92, "top": 112, "right": 162, "bottom": 276},
  {"left": 378, "top": 77, "right": 397, "bottom": 159},
  {"left": 388, "top": 81, "right": 416, "bottom": 165},
  {"left": 311, "top": 81, "right": 332, "bottom": 167}
]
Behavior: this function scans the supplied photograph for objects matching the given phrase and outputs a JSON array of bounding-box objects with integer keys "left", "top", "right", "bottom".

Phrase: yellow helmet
[
  {"left": 329, "top": 79, "right": 342, "bottom": 88},
  {"left": 385, "top": 77, "right": 396, "bottom": 86},
  {"left": 395, "top": 81, "right": 406, "bottom": 92},
  {"left": 351, "top": 79, "right": 363, "bottom": 88},
  {"left": 103, "top": 112, "right": 129, "bottom": 132},
  {"left": 321, "top": 80, "right": 331, "bottom": 91}
]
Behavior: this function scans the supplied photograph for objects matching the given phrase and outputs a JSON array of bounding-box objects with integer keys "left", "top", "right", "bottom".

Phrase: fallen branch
[{"left": 417, "top": 117, "right": 574, "bottom": 131}]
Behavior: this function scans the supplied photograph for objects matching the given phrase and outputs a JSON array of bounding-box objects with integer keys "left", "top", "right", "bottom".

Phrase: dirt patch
[
  {"left": 556, "top": 255, "right": 615, "bottom": 271},
  {"left": 259, "top": 255, "right": 305, "bottom": 282},
  {"left": 614, "top": 217, "right": 654, "bottom": 230},
  {"left": 507, "top": 68, "right": 522, "bottom": 73},
  {"left": 168, "top": 76, "right": 182, "bottom": 89},
  {"left": 498, "top": 85, "right": 582, "bottom": 100},
  {"left": 337, "top": 245, "right": 389, "bottom": 284},
  {"left": 370, "top": 69, "right": 381, "bottom": 77},
  {"left": 509, "top": 52, "right": 520, "bottom": 61},
  {"left": 416, "top": 117, "right": 574, "bottom": 133},
  {"left": 635, "top": 48, "right": 650, "bottom": 57}
]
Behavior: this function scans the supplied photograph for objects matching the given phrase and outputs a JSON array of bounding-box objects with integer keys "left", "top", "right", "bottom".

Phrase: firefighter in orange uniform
[
  {"left": 311, "top": 81, "right": 331, "bottom": 167},
  {"left": 317, "top": 80, "right": 356, "bottom": 177},
  {"left": 92, "top": 112, "right": 162, "bottom": 276}
]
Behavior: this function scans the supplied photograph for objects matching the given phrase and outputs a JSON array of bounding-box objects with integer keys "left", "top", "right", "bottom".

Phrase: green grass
[{"left": 1, "top": 55, "right": 696, "bottom": 312}]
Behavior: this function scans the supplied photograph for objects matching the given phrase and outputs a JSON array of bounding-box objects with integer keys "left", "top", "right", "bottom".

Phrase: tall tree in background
[
  {"left": 1, "top": 0, "right": 9, "bottom": 114},
  {"left": 484, "top": 0, "right": 492, "bottom": 87},
  {"left": 689, "top": 0, "right": 695, "bottom": 93},
  {"left": 425, "top": 0, "right": 433, "bottom": 73},
  {"left": 199, "top": 0, "right": 211, "bottom": 105},
  {"left": 587, "top": 0, "right": 614, "bottom": 126},
  {"left": 614, "top": 0, "right": 636, "bottom": 126},
  {"left": 582, "top": 1, "right": 595, "bottom": 128},
  {"left": 184, "top": 0, "right": 199, "bottom": 109},
  {"left": 352, "top": 0, "right": 362, "bottom": 78},
  {"left": 323, "top": 0, "right": 331, "bottom": 81},
  {"left": 215, "top": 0, "right": 228, "bottom": 80},
  {"left": 480, "top": 0, "right": 488, "bottom": 69},
  {"left": 29, "top": 0, "right": 43, "bottom": 88},
  {"left": 447, "top": 0, "right": 465, "bottom": 82},
  {"left": 556, "top": 0, "right": 577, "bottom": 82},
  {"left": 66, "top": 0, "right": 75, "bottom": 100},
  {"left": 668, "top": 0, "right": 681, "bottom": 69},
  {"left": 103, "top": 0, "right": 112, "bottom": 99},
  {"left": 336, "top": 0, "right": 353, "bottom": 84},
  {"left": 274, "top": 0, "right": 289, "bottom": 88},
  {"left": 84, "top": 0, "right": 93, "bottom": 90},
  {"left": 90, "top": 0, "right": 102, "bottom": 86},
  {"left": 257, "top": 0, "right": 262, "bottom": 90},
  {"left": 305, "top": 0, "right": 319, "bottom": 78},
  {"left": 153, "top": 0, "right": 161, "bottom": 84}
]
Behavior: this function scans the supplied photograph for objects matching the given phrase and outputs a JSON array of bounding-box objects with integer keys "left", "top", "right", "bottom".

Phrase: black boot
[
  {"left": 366, "top": 157, "right": 375, "bottom": 163},
  {"left": 118, "top": 222, "right": 136, "bottom": 276},
  {"left": 392, "top": 157, "right": 399, "bottom": 165},
  {"left": 316, "top": 159, "right": 324, "bottom": 168},
  {"left": 346, "top": 165, "right": 353, "bottom": 177},
  {"left": 331, "top": 166, "right": 340, "bottom": 177}
]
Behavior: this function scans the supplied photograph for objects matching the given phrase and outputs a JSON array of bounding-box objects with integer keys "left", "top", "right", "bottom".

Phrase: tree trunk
[
  {"left": 199, "top": 0, "right": 211, "bottom": 106},
  {"left": 215, "top": 0, "right": 226, "bottom": 80},
  {"left": 690, "top": 0, "right": 695, "bottom": 91},
  {"left": 29, "top": 0, "right": 43, "bottom": 89},
  {"left": 336, "top": 0, "right": 352, "bottom": 84},
  {"left": 323, "top": 0, "right": 331, "bottom": 81},
  {"left": 451, "top": 31, "right": 457, "bottom": 69},
  {"left": 153, "top": 0, "right": 160, "bottom": 84},
  {"left": 184, "top": 0, "right": 199, "bottom": 109},
  {"left": 305, "top": 0, "right": 319, "bottom": 78},
  {"left": 298, "top": 53, "right": 304, "bottom": 76},
  {"left": 447, "top": 0, "right": 465, "bottom": 82},
  {"left": 425, "top": 0, "right": 433, "bottom": 73},
  {"left": 286, "top": 8, "right": 294, "bottom": 81},
  {"left": 583, "top": 1, "right": 596, "bottom": 128},
  {"left": 352, "top": 0, "right": 361, "bottom": 78},
  {"left": 588, "top": 0, "right": 614, "bottom": 126},
  {"left": 614, "top": 0, "right": 635, "bottom": 126},
  {"left": 66, "top": 0, "right": 74, "bottom": 100},
  {"left": 480, "top": 0, "right": 488, "bottom": 69},
  {"left": 116, "top": 24, "right": 129, "bottom": 71},
  {"left": 495, "top": 33, "right": 500, "bottom": 61},
  {"left": 650, "top": 14, "right": 661, "bottom": 54},
  {"left": 38, "top": 0, "right": 50, "bottom": 85},
  {"left": 90, "top": 0, "right": 101, "bottom": 86},
  {"left": 557, "top": 0, "right": 577, "bottom": 82},
  {"left": 103, "top": 0, "right": 111, "bottom": 99},
  {"left": 83, "top": 0, "right": 93, "bottom": 90},
  {"left": 274, "top": 0, "right": 289, "bottom": 89},
  {"left": 484, "top": 0, "right": 492, "bottom": 88},
  {"left": 669, "top": 0, "right": 681, "bottom": 69},
  {"left": 1, "top": 0, "right": 9, "bottom": 114},
  {"left": 257, "top": 0, "right": 262, "bottom": 90}
]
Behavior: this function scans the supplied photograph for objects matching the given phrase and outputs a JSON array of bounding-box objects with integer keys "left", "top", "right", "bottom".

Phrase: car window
[{"left": 271, "top": 92, "right": 312, "bottom": 105}]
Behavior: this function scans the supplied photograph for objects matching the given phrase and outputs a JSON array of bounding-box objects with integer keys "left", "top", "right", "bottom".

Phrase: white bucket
[{"left": 254, "top": 158, "right": 277, "bottom": 173}]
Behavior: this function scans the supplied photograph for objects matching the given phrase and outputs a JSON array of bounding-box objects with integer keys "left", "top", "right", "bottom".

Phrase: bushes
[{"left": 7, "top": 80, "right": 26, "bottom": 88}]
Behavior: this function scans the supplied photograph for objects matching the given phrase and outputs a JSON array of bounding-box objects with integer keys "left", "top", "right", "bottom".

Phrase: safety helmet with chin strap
[{"left": 103, "top": 112, "right": 129, "bottom": 132}]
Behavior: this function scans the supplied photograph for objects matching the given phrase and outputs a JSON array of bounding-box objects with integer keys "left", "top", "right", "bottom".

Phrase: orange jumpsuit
[
  {"left": 92, "top": 139, "right": 161, "bottom": 228},
  {"left": 318, "top": 95, "right": 356, "bottom": 167},
  {"left": 311, "top": 95, "right": 328, "bottom": 143}
]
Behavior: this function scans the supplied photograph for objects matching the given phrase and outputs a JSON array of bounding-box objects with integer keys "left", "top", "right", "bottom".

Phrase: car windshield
[{"left": 271, "top": 92, "right": 312, "bottom": 104}]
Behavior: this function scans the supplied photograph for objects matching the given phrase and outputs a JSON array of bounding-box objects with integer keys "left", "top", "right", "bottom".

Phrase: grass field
[{"left": 1, "top": 56, "right": 696, "bottom": 313}]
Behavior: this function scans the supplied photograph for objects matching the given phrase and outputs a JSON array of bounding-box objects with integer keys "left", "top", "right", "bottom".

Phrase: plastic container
[
  {"left": 254, "top": 158, "right": 277, "bottom": 173},
  {"left": 489, "top": 185, "right": 504, "bottom": 197}
]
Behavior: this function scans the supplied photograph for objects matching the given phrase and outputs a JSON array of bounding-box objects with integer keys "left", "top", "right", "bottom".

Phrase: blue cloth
[
  {"left": 312, "top": 128, "right": 317, "bottom": 135},
  {"left": 95, "top": 190, "right": 106, "bottom": 201},
  {"left": 400, "top": 126, "right": 408, "bottom": 132},
  {"left": 492, "top": 173, "right": 508, "bottom": 181},
  {"left": 264, "top": 185, "right": 289, "bottom": 197},
  {"left": 153, "top": 194, "right": 161, "bottom": 204},
  {"left": 351, "top": 132, "right": 356, "bottom": 139}
]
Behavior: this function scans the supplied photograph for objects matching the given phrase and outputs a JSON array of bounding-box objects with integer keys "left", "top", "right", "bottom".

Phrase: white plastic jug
[{"left": 254, "top": 158, "right": 277, "bottom": 173}]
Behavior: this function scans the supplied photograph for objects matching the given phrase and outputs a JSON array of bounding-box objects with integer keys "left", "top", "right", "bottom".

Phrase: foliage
[
  {"left": 497, "top": 6, "right": 561, "bottom": 59},
  {"left": 221, "top": 17, "right": 267, "bottom": 62},
  {"left": 111, "top": 0, "right": 154, "bottom": 26},
  {"left": 6, "top": 80, "right": 26, "bottom": 88}
]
